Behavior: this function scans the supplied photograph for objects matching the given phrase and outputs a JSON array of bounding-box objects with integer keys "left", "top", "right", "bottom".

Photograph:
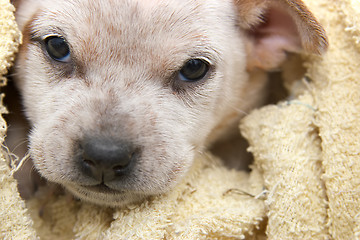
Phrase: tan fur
[{"left": 12, "top": 0, "right": 327, "bottom": 206}]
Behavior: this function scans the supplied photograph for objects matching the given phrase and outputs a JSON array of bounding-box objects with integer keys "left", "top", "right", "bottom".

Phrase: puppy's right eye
[
  {"left": 44, "top": 36, "right": 71, "bottom": 62},
  {"left": 179, "top": 59, "right": 210, "bottom": 82}
]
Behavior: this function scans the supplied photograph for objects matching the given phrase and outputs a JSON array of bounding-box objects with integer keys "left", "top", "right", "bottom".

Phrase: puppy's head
[{"left": 13, "top": 0, "right": 327, "bottom": 206}]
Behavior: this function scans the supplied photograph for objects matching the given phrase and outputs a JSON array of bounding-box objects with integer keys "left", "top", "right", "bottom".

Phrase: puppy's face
[{"left": 14, "top": 0, "right": 327, "bottom": 206}]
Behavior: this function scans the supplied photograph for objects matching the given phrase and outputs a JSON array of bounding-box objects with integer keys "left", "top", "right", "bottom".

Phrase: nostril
[
  {"left": 112, "top": 151, "right": 137, "bottom": 175},
  {"left": 113, "top": 165, "right": 127, "bottom": 174},
  {"left": 80, "top": 157, "right": 102, "bottom": 182},
  {"left": 83, "top": 159, "right": 96, "bottom": 167}
]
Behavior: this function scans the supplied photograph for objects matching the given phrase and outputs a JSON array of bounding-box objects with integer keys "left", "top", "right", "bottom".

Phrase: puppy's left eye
[
  {"left": 179, "top": 59, "right": 210, "bottom": 82},
  {"left": 44, "top": 36, "right": 71, "bottom": 62}
]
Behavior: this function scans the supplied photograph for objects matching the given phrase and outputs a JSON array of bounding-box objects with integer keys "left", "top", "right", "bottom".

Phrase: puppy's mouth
[
  {"left": 65, "top": 180, "right": 148, "bottom": 207},
  {"left": 80, "top": 183, "right": 124, "bottom": 194}
]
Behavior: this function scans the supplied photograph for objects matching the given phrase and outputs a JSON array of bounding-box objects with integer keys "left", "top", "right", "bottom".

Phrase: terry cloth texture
[
  {"left": 0, "top": 0, "right": 37, "bottom": 239},
  {"left": 0, "top": 0, "right": 359, "bottom": 239},
  {"left": 241, "top": 0, "right": 360, "bottom": 239},
  {"left": 25, "top": 154, "right": 266, "bottom": 240}
]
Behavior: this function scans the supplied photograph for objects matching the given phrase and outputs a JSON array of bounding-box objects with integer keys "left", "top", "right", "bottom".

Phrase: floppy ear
[
  {"left": 234, "top": 0, "right": 328, "bottom": 71},
  {"left": 11, "top": 0, "right": 20, "bottom": 9}
]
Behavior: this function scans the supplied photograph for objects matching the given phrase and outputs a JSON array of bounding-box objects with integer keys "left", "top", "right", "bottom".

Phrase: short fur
[{"left": 12, "top": 0, "right": 327, "bottom": 206}]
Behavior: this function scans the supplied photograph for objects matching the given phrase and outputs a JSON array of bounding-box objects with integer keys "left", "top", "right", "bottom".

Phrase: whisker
[
  {"left": 229, "top": 105, "right": 250, "bottom": 116},
  {"left": 11, "top": 139, "right": 29, "bottom": 153},
  {"left": 4, "top": 126, "right": 29, "bottom": 131},
  {"left": 5, "top": 72, "right": 20, "bottom": 78}
]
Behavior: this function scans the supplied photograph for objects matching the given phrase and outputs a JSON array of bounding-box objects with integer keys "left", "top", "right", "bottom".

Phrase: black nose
[{"left": 79, "top": 137, "right": 138, "bottom": 182}]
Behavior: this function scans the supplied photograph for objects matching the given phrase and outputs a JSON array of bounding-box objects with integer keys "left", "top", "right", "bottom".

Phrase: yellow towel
[
  {"left": 0, "top": 1, "right": 37, "bottom": 239},
  {"left": 241, "top": 0, "right": 360, "bottom": 239},
  {"left": 26, "top": 154, "right": 266, "bottom": 240}
]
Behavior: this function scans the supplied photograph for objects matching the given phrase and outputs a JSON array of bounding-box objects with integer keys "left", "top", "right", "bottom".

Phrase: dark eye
[
  {"left": 44, "top": 36, "right": 71, "bottom": 62},
  {"left": 179, "top": 59, "right": 210, "bottom": 82}
]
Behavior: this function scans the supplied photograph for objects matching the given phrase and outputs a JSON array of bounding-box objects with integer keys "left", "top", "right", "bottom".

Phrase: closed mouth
[{"left": 83, "top": 183, "right": 122, "bottom": 194}]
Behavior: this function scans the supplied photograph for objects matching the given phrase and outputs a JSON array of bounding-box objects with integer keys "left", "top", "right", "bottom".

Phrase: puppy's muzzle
[{"left": 78, "top": 137, "right": 139, "bottom": 183}]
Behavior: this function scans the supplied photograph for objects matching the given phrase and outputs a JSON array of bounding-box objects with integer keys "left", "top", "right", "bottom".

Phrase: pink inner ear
[{"left": 247, "top": 7, "right": 302, "bottom": 70}]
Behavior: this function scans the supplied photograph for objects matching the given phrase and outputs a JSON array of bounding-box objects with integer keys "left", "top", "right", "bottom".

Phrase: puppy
[{"left": 11, "top": 0, "right": 327, "bottom": 207}]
